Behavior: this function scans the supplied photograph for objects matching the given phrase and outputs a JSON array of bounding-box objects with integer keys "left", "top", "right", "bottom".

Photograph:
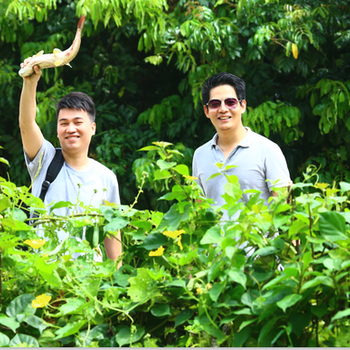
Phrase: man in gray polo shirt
[{"left": 192, "top": 72, "right": 291, "bottom": 221}]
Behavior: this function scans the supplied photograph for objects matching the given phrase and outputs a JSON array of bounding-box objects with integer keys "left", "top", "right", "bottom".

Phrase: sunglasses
[{"left": 206, "top": 97, "right": 242, "bottom": 110}]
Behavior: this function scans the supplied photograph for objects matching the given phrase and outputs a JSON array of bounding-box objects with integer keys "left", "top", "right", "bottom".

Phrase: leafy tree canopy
[{"left": 0, "top": 0, "right": 349, "bottom": 209}]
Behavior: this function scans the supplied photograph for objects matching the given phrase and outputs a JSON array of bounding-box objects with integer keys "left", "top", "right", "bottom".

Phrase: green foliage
[
  {"left": 2, "top": 144, "right": 350, "bottom": 347},
  {"left": 0, "top": 0, "right": 350, "bottom": 207}
]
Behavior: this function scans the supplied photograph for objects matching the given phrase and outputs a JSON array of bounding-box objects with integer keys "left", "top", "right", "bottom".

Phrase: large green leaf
[
  {"left": 331, "top": 308, "right": 350, "bottom": 322},
  {"left": 9, "top": 334, "right": 39, "bottom": 347},
  {"left": 115, "top": 325, "right": 145, "bottom": 346},
  {"left": 104, "top": 216, "right": 128, "bottom": 233},
  {"left": 83, "top": 277, "right": 101, "bottom": 298},
  {"left": 258, "top": 318, "right": 278, "bottom": 345},
  {"left": 158, "top": 203, "right": 190, "bottom": 231},
  {"left": 58, "top": 297, "right": 87, "bottom": 316},
  {"left": 200, "top": 226, "right": 223, "bottom": 245},
  {"left": 209, "top": 283, "right": 225, "bottom": 302},
  {"left": 318, "top": 211, "right": 347, "bottom": 241},
  {"left": 276, "top": 294, "right": 303, "bottom": 313},
  {"left": 339, "top": 182, "right": 350, "bottom": 193},
  {"left": 130, "top": 220, "right": 152, "bottom": 232},
  {"left": 0, "top": 195, "right": 11, "bottom": 212},
  {"left": 99, "top": 205, "right": 115, "bottom": 222},
  {"left": 151, "top": 304, "right": 172, "bottom": 317},
  {"left": 92, "top": 260, "right": 118, "bottom": 278},
  {"left": 6, "top": 294, "right": 35, "bottom": 320},
  {"left": 154, "top": 169, "right": 172, "bottom": 180},
  {"left": 175, "top": 309, "right": 192, "bottom": 328},
  {"left": 174, "top": 164, "right": 189, "bottom": 176},
  {"left": 233, "top": 327, "right": 251, "bottom": 347},
  {"left": 253, "top": 246, "right": 278, "bottom": 257},
  {"left": 127, "top": 268, "right": 160, "bottom": 303},
  {"left": 311, "top": 304, "right": 328, "bottom": 319},
  {"left": 2, "top": 218, "right": 32, "bottom": 231},
  {"left": 12, "top": 207, "right": 27, "bottom": 221},
  {"left": 0, "top": 314, "right": 20, "bottom": 332},
  {"left": 24, "top": 315, "right": 48, "bottom": 335},
  {"left": 288, "top": 219, "right": 308, "bottom": 237},
  {"left": 301, "top": 276, "right": 334, "bottom": 291},
  {"left": 34, "top": 258, "right": 62, "bottom": 288},
  {"left": 138, "top": 146, "right": 158, "bottom": 151},
  {"left": 79, "top": 324, "right": 109, "bottom": 344},
  {"left": 38, "top": 329, "right": 61, "bottom": 347},
  {"left": 156, "top": 159, "right": 176, "bottom": 171},
  {"left": 0, "top": 332, "right": 10, "bottom": 347},
  {"left": 202, "top": 323, "right": 226, "bottom": 343},
  {"left": 139, "top": 233, "right": 167, "bottom": 250},
  {"left": 0, "top": 157, "right": 9, "bottom": 166},
  {"left": 54, "top": 320, "right": 87, "bottom": 339},
  {"left": 228, "top": 269, "right": 247, "bottom": 289}
]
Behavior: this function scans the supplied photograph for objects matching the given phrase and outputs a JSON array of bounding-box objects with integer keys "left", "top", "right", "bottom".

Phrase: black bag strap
[{"left": 39, "top": 148, "right": 65, "bottom": 201}]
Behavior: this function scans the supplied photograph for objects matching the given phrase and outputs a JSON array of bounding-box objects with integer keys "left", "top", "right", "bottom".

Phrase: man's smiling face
[
  {"left": 57, "top": 108, "right": 96, "bottom": 154},
  {"left": 204, "top": 84, "right": 246, "bottom": 133}
]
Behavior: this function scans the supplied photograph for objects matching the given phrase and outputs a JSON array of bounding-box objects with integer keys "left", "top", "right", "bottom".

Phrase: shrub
[{"left": 1, "top": 143, "right": 350, "bottom": 347}]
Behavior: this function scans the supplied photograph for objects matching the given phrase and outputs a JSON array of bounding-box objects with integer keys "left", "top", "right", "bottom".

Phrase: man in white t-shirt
[
  {"left": 19, "top": 64, "right": 121, "bottom": 261},
  {"left": 192, "top": 72, "right": 291, "bottom": 221}
]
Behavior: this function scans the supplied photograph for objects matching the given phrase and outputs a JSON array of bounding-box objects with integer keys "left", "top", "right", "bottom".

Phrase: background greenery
[{"left": 1, "top": 0, "right": 350, "bottom": 210}]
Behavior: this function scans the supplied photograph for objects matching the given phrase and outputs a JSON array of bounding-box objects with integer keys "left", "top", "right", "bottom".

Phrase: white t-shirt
[{"left": 25, "top": 139, "right": 120, "bottom": 247}]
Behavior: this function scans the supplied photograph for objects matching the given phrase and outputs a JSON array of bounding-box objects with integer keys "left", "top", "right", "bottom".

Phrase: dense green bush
[
  {"left": 1, "top": 0, "right": 350, "bottom": 209},
  {"left": 1, "top": 144, "right": 350, "bottom": 347}
]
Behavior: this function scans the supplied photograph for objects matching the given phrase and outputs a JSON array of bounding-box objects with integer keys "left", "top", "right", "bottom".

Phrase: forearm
[
  {"left": 19, "top": 66, "right": 43, "bottom": 160},
  {"left": 104, "top": 230, "right": 122, "bottom": 267},
  {"left": 19, "top": 80, "right": 38, "bottom": 129}
]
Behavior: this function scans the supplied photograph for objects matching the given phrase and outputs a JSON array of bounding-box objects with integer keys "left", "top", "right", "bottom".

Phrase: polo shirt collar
[{"left": 210, "top": 127, "right": 254, "bottom": 149}]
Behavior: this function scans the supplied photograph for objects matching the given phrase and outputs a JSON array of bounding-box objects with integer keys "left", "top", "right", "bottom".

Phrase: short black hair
[
  {"left": 56, "top": 92, "right": 96, "bottom": 122},
  {"left": 202, "top": 72, "right": 246, "bottom": 106}
]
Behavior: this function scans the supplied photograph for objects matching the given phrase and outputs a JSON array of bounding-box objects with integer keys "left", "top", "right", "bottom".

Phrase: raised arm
[{"left": 19, "top": 65, "right": 44, "bottom": 161}]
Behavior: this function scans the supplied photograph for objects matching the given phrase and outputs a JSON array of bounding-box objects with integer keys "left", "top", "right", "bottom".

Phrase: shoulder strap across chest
[{"left": 39, "top": 148, "right": 65, "bottom": 201}]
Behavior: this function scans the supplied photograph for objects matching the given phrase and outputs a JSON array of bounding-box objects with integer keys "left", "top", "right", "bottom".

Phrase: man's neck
[
  {"left": 216, "top": 125, "right": 247, "bottom": 159},
  {"left": 62, "top": 150, "right": 91, "bottom": 171}
]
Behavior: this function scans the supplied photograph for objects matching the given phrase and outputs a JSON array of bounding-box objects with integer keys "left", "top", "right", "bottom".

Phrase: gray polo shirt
[{"left": 192, "top": 127, "right": 291, "bottom": 220}]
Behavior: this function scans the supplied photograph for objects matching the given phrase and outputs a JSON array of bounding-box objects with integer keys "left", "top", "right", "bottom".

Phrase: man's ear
[
  {"left": 240, "top": 99, "right": 247, "bottom": 114},
  {"left": 92, "top": 122, "right": 96, "bottom": 135},
  {"left": 203, "top": 105, "right": 210, "bottom": 119}
]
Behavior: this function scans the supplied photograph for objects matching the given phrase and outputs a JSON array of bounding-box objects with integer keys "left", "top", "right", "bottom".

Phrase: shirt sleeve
[
  {"left": 24, "top": 139, "right": 56, "bottom": 182},
  {"left": 264, "top": 144, "right": 291, "bottom": 191},
  {"left": 192, "top": 150, "right": 204, "bottom": 193},
  {"left": 106, "top": 172, "right": 121, "bottom": 205}
]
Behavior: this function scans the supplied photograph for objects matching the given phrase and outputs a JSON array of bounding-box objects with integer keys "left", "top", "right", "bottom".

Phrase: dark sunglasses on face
[{"left": 206, "top": 97, "right": 242, "bottom": 110}]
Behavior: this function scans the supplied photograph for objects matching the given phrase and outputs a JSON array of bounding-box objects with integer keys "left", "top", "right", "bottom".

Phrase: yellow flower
[
  {"left": 31, "top": 294, "right": 52, "bottom": 308},
  {"left": 149, "top": 246, "right": 165, "bottom": 257},
  {"left": 42, "top": 254, "right": 49, "bottom": 258},
  {"left": 177, "top": 235, "right": 183, "bottom": 251},
  {"left": 196, "top": 287, "right": 203, "bottom": 294},
  {"left": 24, "top": 239, "right": 46, "bottom": 249},
  {"left": 183, "top": 175, "right": 198, "bottom": 180},
  {"left": 163, "top": 230, "right": 185, "bottom": 238}
]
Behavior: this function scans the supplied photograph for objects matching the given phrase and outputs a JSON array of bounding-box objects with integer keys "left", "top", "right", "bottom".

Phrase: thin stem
[
  {"left": 147, "top": 317, "right": 170, "bottom": 335},
  {"left": 64, "top": 266, "right": 134, "bottom": 323},
  {"left": 123, "top": 173, "right": 147, "bottom": 215},
  {"left": 82, "top": 320, "right": 91, "bottom": 347}
]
